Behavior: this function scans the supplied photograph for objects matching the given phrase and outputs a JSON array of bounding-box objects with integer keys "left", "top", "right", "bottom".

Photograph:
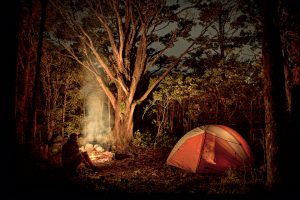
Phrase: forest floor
[{"left": 14, "top": 145, "right": 271, "bottom": 199}]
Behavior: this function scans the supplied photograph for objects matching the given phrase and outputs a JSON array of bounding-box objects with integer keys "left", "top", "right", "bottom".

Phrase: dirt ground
[
  {"left": 14, "top": 145, "right": 266, "bottom": 198},
  {"left": 77, "top": 146, "right": 213, "bottom": 193}
]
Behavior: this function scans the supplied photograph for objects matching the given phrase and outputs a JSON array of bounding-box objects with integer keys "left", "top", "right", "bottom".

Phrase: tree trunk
[
  {"left": 247, "top": 101, "right": 254, "bottom": 143},
  {"left": 112, "top": 86, "right": 136, "bottom": 151},
  {"left": 289, "top": 84, "right": 300, "bottom": 190},
  {"left": 112, "top": 102, "right": 135, "bottom": 152},
  {"left": 16, "top": 60, "right": 33, "bottom": 145},
  {"left": 262, "top": 0, "right": 288, "bottom": 192},
  {"left": 15, "top": 3, "right": 38, "bottom": 145},
  {"left": 49, "top": 77, "right": 59, "bottom": 141},
  {"left": 288, "top": 67, "right": 300, "bottom": 191},
  {"left": 27, "top": 0, "right": 48, "bottom": 146},
  {"left": 108, "top": 99, "right": 111, "bottom": 129},
  {"left": 61, "top": 84, "right": 67, "bottom": 139},
  {"left": 283, "top": 49, "right": 292, "bottom": 112},
  {"left": 100, "top": 98, "right": 104, "bottom": 130}
]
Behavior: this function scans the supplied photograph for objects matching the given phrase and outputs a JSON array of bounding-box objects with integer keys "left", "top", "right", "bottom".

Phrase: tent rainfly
[{"left": 166, "top": 125, "right": 253, "bottom": 173}]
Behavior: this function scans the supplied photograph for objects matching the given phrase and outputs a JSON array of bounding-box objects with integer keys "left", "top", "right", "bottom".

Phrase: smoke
[{"left": 79, "top": 72, "right": 114, "bottom": 149}]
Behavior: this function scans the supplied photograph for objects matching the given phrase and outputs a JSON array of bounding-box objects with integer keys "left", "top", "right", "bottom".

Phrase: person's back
[
  {"left": 62, "top": 133, "right": 83, "bottom": 175},
  {"left": 62, "top": 133, "right": 100, "bottom": 175}
]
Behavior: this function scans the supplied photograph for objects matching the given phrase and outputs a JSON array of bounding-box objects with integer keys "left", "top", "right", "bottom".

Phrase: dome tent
[{"left": 166, "top": 125, "right": 253, "bottom": 173}]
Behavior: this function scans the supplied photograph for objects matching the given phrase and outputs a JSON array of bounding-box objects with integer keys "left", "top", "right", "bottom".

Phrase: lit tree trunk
[
  {"left": 248, "top": 101, "right": 254, "bottom": 142},
  {"left": 182, "top": 100, "right": 185, "bottom": 132},
  {"left": 170, "top": 102, "right": 175, "bottom": 133},
  {"left": 49, "top": 77, "right": 59, "bottom": 141},
  {"left": 262, "top": 0, "right": 287, "bottom": 191},
  {"left": 41, "top": 59, "right": 59, "bottom": 147},
  {"left": 187, "top": 97, "right": 191, "bottom": 131},
  {"left": 113, "top": 93, "right": 136, "bottom": 151},
  {"left": 100, "top": 98, "right": 104, "bottom": 130},
  {"left": 61, "top": 84, "right": 67, "bottom": 139},
  {"left": 108, "top": 99, "right": 111, "bottom": 129},
  {"left": 44, "top": 62, "right": 52, "bottom": 143},
  {"left": 156, "top": 98, "right": 169, "bottom": 139}
]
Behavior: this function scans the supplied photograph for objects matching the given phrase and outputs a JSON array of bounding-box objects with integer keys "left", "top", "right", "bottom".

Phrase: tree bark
[
  {"left": 61, "top": 84, "right": 67, "bottom": 139},
  {"left": 27, "top": 0, "right": 48, "bottom": 147},
  {"left": 113, "top": 101, "right": 135, "bottom": 152},
  {"left": 15, "top": 1, "right": 39, "bottom": 145},
  {"left": 262, "top": 0, "right": 288, "bottom": 192},
  {"left": 287, "top": 84, "right": 300, "bottom": 191},
  {"left": 283, "top": 49, "right": 292, "bottom": 112}
]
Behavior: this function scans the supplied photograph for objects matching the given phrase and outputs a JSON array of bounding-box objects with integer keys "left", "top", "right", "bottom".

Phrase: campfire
[{"left": 80, "top": 143, "right": 115, "bottom": 164}]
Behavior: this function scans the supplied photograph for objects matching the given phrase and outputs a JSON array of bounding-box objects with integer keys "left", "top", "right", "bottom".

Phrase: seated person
[{"left": 62, "top": 133, "right": 98, "bottom": 175}]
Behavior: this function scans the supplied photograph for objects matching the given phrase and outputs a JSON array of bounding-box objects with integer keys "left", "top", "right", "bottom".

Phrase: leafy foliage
[
  {"left": 39, "top": 40, "right": 86, "bottom": 141},
  {"left": 132, "top": 130, "right": 154, "bottom": 148},
  {"left": 144, "top": 59, "right": 264, "bottom": 151},
  {"left": 153, "top": 134, "right": 178, "bottom": 148},
  {"left": 132, "top": 129, "right": 178, "bottom": 149},
  {"left": 184, "top": 0, "right": 261, "bottom": 74}
]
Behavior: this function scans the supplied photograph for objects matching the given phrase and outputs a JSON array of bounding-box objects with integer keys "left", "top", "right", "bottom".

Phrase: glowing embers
[
  {"left": 88, "top": 151, "right": 115, "bottom": 163},
  {"left": 80, "top": 143, "right": 115, "bottom": 164}
]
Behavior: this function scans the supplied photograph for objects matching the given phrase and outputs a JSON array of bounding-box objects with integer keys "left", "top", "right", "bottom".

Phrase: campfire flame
[
  {"left": 89, "top": 152, "right": 97, "bottom": 161},
  {"left": 81, "top": 143, "right": 115, "bottom": 164}
]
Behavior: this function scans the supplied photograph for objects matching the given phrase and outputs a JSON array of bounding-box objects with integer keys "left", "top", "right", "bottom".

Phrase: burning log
[
  {"left": 80, "top": 143, "right": 114, "bottom": 164},
  {"left": 89, "top": 151, "right": 115, "bottom": 163}
]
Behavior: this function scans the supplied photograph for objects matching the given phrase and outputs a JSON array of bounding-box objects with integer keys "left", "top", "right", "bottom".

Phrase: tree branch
[
  {"left": 76, "top": 22, "right": 129, "bottom": 96},
  {"left": 88, "top": 2, "right": 121, "bottom": 68},
  {"left": 137, "top": 40, "right": 196, "bottom": 103},
  {"left": 77, "top": 24, "right": 116, "bottom": 79},
  {"left": 61, "top": 42, "right": 117, "bottom": 109},
  {"left": 111, "top": 0, "right": 125, "bottom": 59},
  {"left": 144, "top": 31, "right": 178, "bottom": 75}
]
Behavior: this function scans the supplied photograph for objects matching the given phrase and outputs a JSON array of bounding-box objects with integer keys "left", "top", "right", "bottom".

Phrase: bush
[
  {"left": 132, "top": 130, "right": 154, "bottom": 148},
  {"left": 132, "top": 130, "right": 178, "bottom": 149},
  {"left": 154, "top": 134, "right": 178, "bottom": 148},
  {"left": 208, "top": 166, "right": 265, "bottom": 194}
]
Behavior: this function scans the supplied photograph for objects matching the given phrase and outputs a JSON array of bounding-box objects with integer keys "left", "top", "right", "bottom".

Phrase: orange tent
[{"left": 166, "top": 125, "right": 253, "bottom": 173}]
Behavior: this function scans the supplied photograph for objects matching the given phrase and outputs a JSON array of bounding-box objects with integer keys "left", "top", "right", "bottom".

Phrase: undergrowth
[
  {"left": 207, "top": 166, "right": 266, "bottom": 194},
  {"left": 132, "top": 129, "right": 178, "bottom": 149}
]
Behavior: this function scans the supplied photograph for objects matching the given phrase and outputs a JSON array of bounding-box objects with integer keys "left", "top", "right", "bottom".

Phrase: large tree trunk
[
  {"left": 287, "top": 66, "right": 300, "bottom": 191},
  {"left": 15, "top": 0, "right": 40, "bottom": 145},
  {"left": 15, "top": 0, "right": 48, "bottom": 186},
  {"left": 27, "top": 0, "right": 48, "bottom": 148},
  {"left": 289, "top": 83, "right": 300, "bottom": 190},
  {"left": 111, "top": 88, "right": 134, "bottom": 151},
  {"left": 112, "top": 102, "right": 135, "bottom": 152},
  {"left": 262, "top": 0, "right": 288, "bottom": 192}
]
